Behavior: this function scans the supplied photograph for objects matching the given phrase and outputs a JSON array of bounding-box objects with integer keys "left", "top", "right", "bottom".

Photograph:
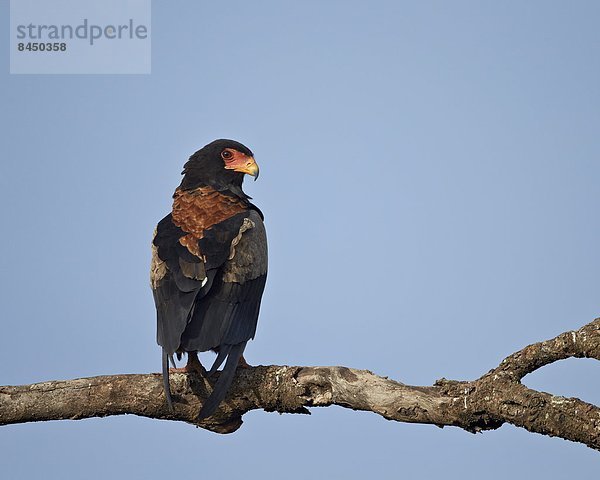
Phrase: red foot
[
  {"left": 238, "top": 355, "right": 252, "bottom": 369},
  {"left": 169, "top": 352, "right": 206, "bottom": 375}
]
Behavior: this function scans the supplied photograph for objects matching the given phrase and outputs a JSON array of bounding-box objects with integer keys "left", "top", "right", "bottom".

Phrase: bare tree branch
[{"left": 1, "top": 319, "right": 599, "bottom": 450}]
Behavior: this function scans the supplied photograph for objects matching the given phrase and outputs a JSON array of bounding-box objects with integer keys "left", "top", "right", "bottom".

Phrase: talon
[
  {"left": 170, "top": 352, "right": 206, "bottom": 375},
  {"left": 238, "top": 355, "right": 252, "bottom": 369}
]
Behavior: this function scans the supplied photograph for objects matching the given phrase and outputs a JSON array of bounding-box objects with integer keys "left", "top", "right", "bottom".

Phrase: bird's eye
[{"left": 221, "top": 150, "right": 233, "bottom": 160}]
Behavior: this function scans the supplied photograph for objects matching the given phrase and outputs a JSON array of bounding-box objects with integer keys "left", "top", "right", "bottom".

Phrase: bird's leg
[
  {"left": 186, "top": 351, "right": 207, "bottom": 374},
  {"left": 238, "top": 354, "right": 252, "bottom": 369},
  {"left": 168, "top": 351, "right": 206, "bottom": 375},
  {"left": 212, "top": 347, "right": 252, "bottom": 369}
]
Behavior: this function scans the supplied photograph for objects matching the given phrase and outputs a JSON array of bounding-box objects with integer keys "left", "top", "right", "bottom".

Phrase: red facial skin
[{"left": 221, "top": 148, "right": 259, "bottom": 177}]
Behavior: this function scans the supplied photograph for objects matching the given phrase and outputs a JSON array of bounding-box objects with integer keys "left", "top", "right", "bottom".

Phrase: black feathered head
[{"left": 179, "top": 139, "right": 258, "bottom": 197}]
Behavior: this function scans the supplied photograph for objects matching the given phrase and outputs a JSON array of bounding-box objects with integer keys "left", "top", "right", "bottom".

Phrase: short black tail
[
  {"left": 197, "top": 342, "right": 246, "bottom": 420},
  {"left": 162, "top": 349, "right": 174, "bottom": 411}
]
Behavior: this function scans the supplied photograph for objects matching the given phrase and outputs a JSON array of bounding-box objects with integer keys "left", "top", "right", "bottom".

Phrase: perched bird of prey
[{"left": 150, "top": 139, "right": 267, "bottom": 419}]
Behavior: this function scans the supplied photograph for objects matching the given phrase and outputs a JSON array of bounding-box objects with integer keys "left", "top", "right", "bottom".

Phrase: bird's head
[{"left": 179, "top": 139, "right": 259, "bottom": 197}]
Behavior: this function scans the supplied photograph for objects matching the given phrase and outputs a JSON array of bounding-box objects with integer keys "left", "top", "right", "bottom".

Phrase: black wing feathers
[
  {"left": 179, "top": 209, "right": 267, "bottom": 353},
  {"left": 153, "top": 206, "right": 267, "bottom": 417},
  {"left": 197, "top": 212, "right": 249, "bottom": 270},
  {"left": 154, "top": 214, "right": 203, "bottom": 292},
  {"left": 153, "top": 275, "right": 198, "bottom": 354},
  {"left": 162, "top": 349, "right": 174, "bottom": 410},
  {"left": 197, "top": 342, "right": 246, "bottom": 420},
  {"left": 179, "top": 274, "right": 266, "bottom": 352},
  {"left": 153, "top": 214, "right": 206, "bottom": 354}
]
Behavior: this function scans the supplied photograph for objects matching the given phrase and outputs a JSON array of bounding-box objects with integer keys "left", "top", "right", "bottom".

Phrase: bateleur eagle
[{"left": 150, "top": 139, "right": 267, "bottom": 419}]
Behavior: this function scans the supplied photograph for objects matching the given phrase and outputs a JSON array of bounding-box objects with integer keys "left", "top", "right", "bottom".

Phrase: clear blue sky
[{"left": 1, "top": 1, "right": 599, "bottom": 478}]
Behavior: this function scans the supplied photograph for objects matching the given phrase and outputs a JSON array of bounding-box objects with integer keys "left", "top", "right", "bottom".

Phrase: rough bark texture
[{"left": 1, "top": 319, "right": 599, "bottom": 450}]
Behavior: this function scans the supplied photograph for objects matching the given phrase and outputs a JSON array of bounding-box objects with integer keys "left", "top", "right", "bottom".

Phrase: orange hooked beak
[{"left": 229, "top": 156, "right": 260, "bottom": 180}]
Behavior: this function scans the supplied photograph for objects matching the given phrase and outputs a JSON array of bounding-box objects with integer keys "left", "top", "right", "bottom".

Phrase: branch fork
[{"left": 1, "top": 319, "right": 598, "bottom": 450}]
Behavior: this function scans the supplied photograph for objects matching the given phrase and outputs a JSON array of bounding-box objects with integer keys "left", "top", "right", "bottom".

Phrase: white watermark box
[{"left": 10, "top": 0, "right": 151, "bottom": 74}]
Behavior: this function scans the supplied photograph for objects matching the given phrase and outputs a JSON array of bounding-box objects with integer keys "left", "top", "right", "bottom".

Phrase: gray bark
[{"left": 1, "top": 318, "right": 599, "bottom": 450}]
